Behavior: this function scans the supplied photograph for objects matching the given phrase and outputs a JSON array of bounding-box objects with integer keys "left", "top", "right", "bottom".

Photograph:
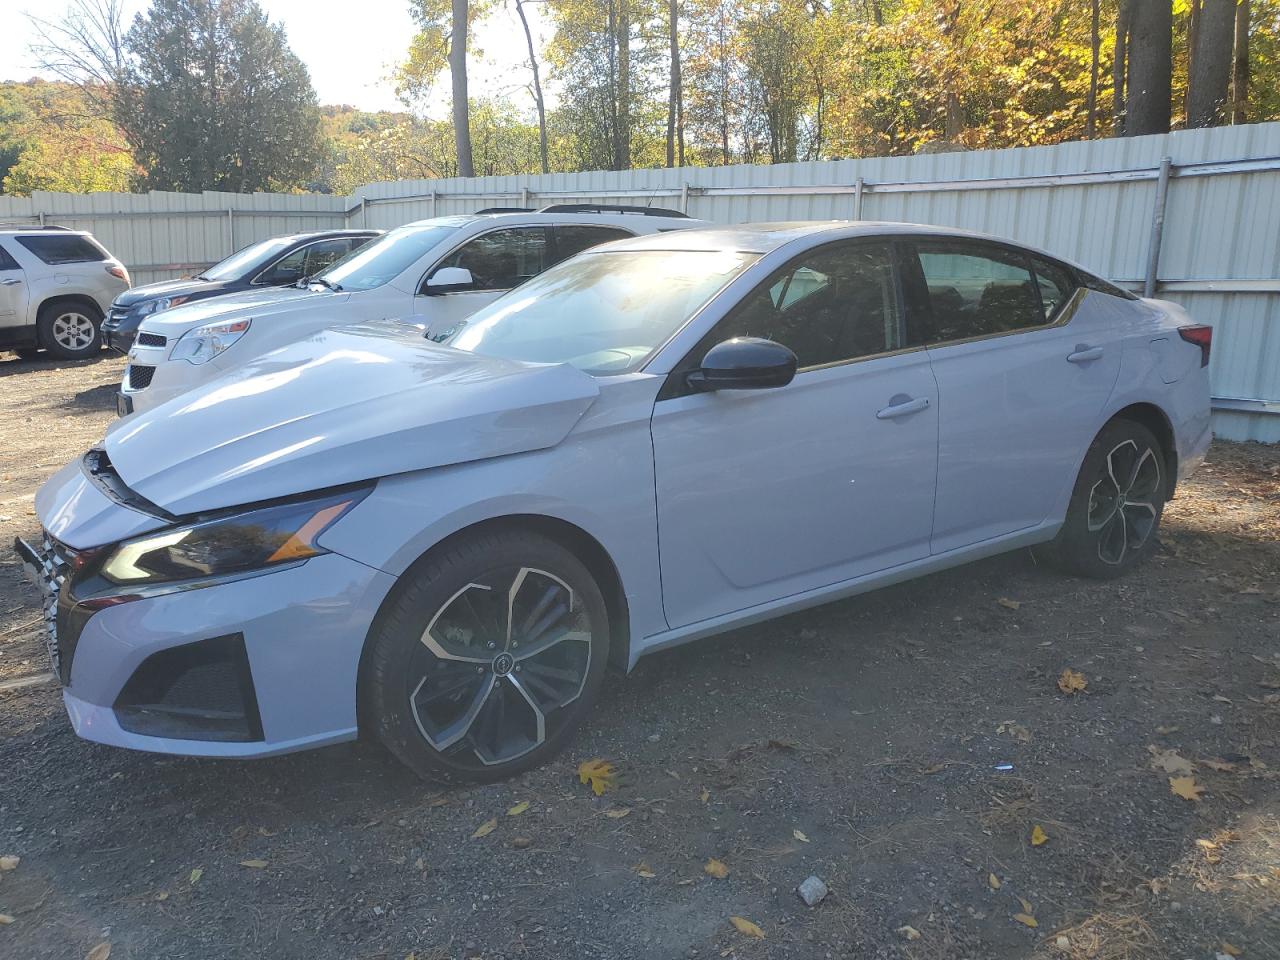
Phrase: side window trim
[{"left": 417, "top": 225, "right": 549, "bottom": 295}]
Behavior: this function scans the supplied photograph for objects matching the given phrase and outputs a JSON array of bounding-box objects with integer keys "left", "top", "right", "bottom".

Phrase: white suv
[
  {"left": 0, "top": 228, "right": 130, "bottom": 360},
  {"left": 119, "top": 207, "right": 701, "bottom": 414}
]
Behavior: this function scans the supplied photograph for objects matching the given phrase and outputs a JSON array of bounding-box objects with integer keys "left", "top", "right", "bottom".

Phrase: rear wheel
[
  {"left": 38, "top": 301, "right": 102, "bottom": 360},
  {"left": 362, "top": 529, "right": 610, "bottom": 782},
  {"left": 1039, "top": 419, "right": 1166, "bottom": 579}
]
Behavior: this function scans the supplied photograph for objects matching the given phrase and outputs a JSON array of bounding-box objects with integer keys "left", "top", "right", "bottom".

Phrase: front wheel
[
  {"left": 1039, "top": 419, "right": 1167, "bottom": 579},
  {"left": 38, "top": 301, "right": 102, "bottom": 360},
  {"left": 361, "top": 529, "right": 610, "bottom": 782}
]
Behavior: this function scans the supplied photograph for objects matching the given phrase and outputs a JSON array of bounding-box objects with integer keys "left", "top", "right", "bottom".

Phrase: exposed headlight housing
[
  {"left": 137, "top": 295, "right": 191, "bottom": 317},
  {"left": 170, "top": 318, "right": 251, "bottom": 364},
  {"left": 95, "top": 487, "right": 368, "bottom": 587}
]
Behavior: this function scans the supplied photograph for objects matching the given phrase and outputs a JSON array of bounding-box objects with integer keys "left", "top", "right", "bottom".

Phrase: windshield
[
  {"left": 200, "top": 237, "right": 294, "bottom": 281},
  {"left": 316, "top": 223, "right": 461, "bottom": 291},
  {"left": 448, "top": 249, "right": 758, "bottom": 375}
]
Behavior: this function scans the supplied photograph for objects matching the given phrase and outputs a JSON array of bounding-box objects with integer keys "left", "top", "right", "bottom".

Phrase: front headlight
[
  {"left": 138, "top": 295, "right": 192, "bottom": 317},
  {"left": 170, "top": 318, "right": 251, "bottom": 365},
  {"left": 97, "top": 488, "right": 368, "bottom": 587}
]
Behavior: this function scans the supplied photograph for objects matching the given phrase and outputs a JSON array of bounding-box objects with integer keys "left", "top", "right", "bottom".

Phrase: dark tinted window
[
  {"left": 553, "top": 225, "right": 633, "bottom": 264},
  {"left": 0, "top": 246, "right": 19, "bottom": 271},
  {"left": 257, "top": 238, "right": 357, "bottom": 285},
  {"left": 1030, "top": 256, "right": 1076, "bottom": 319},
  {"left": 708, "top": 242, "right": 901, "bottom": 369},
  {"left": 16, "top": 233, "right": 106, "bottom": 264},
  {"left": 435, "top": 227, "right": 548, "bottom": 291},
  {"left": 911, "top": 242, "right": 1042, "bottom": 344}
]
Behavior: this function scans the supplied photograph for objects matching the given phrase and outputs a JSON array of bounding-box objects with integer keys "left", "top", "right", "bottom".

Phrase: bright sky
[{"left": 2, "top": 0, "right": 553, "bottom": 116}]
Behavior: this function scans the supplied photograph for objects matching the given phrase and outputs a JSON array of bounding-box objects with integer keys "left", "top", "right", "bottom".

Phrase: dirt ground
[{"left": 0, "top": 350, "right": 1278, "bottom": 960}]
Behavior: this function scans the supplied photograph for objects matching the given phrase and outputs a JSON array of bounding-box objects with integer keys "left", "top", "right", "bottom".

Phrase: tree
[
  {"left": 1187, "top": 0, "right": 1238, "bottom": 125},
  {"left": 1126, "top": 0, "right": 1172, "bottom": 134},
  {"left": 450, "top": 0, "right": 475, "bottom": 176},
  {"left": 666, "top": 0, "right": 684, "bottom": 166},
  {"left": 514, "top": 0, "right": 550, "bottom": 173},
  {"left": 1233, "top": 0, "right": 1251, "bottom": 122}
]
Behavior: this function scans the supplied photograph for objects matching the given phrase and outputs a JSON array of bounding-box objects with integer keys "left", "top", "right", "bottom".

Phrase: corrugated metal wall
[{"left": 3, "top": 123, "right": 1277, "bottom": 439}]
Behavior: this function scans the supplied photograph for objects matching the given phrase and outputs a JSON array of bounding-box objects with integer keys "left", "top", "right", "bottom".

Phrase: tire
[
  {"left": 362, "top": 528, "right": 611, "bottom": 782},
  {"left": 1038, "top": 419, "right": 1167, "bottom": 580},
  {"left": 37, "top": 300, "right": 103, "bottom": 360}
]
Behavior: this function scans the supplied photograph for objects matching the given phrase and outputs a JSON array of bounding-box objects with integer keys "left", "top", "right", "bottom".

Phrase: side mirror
[
  {"left": 424, "top": 266, "right": 476, "bottom": 294},
  {"left": 686, "top": 337, "right": 797, "bottom": 392}
]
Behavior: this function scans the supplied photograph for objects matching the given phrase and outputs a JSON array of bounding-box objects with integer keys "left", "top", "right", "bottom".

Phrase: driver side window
[
  {"left": 434, "top": 227, "right": 549, "bottom": 291},
  {"left": 713, "top": 241, "right": 902, "bottom": 370}
]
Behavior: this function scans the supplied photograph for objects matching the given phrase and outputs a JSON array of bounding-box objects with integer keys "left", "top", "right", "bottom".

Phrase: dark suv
[{"left": 102, "top": 229, "right": 381, "bottom": 352}]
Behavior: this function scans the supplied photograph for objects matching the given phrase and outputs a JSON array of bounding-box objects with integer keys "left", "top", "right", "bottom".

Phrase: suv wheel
[
  {"left": 362, "top": 528, "right": 611, "bottom": 782},
  {"left": 38, "top": 301, "right": 103, "bottom": 360}
]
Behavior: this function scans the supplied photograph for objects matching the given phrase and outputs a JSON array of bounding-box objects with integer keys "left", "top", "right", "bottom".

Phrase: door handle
[
  {"left": 1067, "top": 345, "right": 1104, "bottom": 363},
  {"left": 876, "top": 396, "right": 930, "bottom": 419},
  {"left": 0, "top": 278, "right": 22, "bottom": 286}
]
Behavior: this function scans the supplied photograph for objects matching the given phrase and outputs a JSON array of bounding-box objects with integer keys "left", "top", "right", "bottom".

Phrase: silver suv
[{"left": 0, "top": 227, "right": 130, "bottom": 360}]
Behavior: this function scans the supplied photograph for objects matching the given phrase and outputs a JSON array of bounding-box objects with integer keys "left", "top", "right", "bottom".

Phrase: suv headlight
[
  {"left": 95, "top": 488, "right": 368, "bottom": 587},
  {"left": 138, "top": 295, "right": 191, "bottom": 317},
  {"left": 170, "top": 318, "right": 251, "bottom": 364}
]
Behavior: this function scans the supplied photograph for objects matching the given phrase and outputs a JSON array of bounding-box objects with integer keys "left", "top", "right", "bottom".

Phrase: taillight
[
  {"left": 106, "top": 264, "right": 129, "bottom": 282},
  {"left": 1178, "top": 324, "right": 1212, "bottom": 367}
]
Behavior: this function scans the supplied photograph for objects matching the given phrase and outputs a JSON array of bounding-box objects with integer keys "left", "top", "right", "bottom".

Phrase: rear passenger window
[
  {"left": 0, "top": 246, "right": 19, "bottom": 271},
  {"left": 553, "top": 226, "right": 633, "bottom": 264},
  {"left": 912, "top": 243, "right": 1043, "bottom": 344},
  {"left": 16, "top": 234, "right": 107, "bottom": 264},
  {"left": 1030, "top": 257, "right": 1076, "bottom": 319}
]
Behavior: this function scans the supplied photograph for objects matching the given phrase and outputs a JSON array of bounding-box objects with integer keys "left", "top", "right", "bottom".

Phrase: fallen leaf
[
  {"left": 997, "top": 722, "right": 1032, "bottom": 743},
  {"left": 1013, "top": 913, "right": 1039, "bottom": 928},
  {"left": 510, "top": 838, "right": 531, "bottom": 850},
  {"left": 1213, "top": 694, "right": 1234, "bottom": 704},
  {"left": 0, "top": 914, "right": 14, "bottom": 925},
  {"left": 471, "top": 818, "right": 498, "bottom": 839},
  {"left": 85, "top": 944, "right": 111, "bottom": 960},
  {"left": 0, "top": 855, "right": 18, "bottom": 871},
  {"left": 154, "top": 891, "right": 169, "bottom": 902},
  {"left": 633, "top": 862, "right": 656, "bottom": 878},
  {"left": 729, "top": 916, "right": 765, "bottom": 939},
  {"left": 1057, "top": 668, "right": 1088, "bottom": 694},
  {"left": 1149, "top": 746, "right": 1195, "bottom": 776},
  {"left": 704, "top": 858, "right": 730, "bottom": 879},
  {"left": 577, "top": 758, "right": 617, "bottom": 795},
  {"left": 239, "top": 859, "right": 269, "bottom": 869},
  {"left": 988, "top": 873, "right": 1001, "bottom": 890},
  {"left": 699, "top": 787, "right": 710, "bottom": 804},
  {"left": 896, "top": 925, "right": 921, "bottom": 941},
  {"left": 1018, "top": 897, "right": 1034, "bottom": 914},
  {"left": 1155, "top": 725, "right": 1180, "bottom": 735},
  {"left": 793, "top": 829, "right": 810, "bottom": 843},
  {"left": 922, "top": 762, "right": 946, "bottom": 775},
  {"left": 1203, "top": 758, "right": 1237, "bottom": 772},
  {"left": 605, "top": 807, "right": 631, "bottom": 819},
  {"left": 997, "top": 597, "right": 1021, "bottom": 610},
  {"left": 506, "top": 800, "right": 530, "bottom": 817},
  {"left": 257, "top": 827, "right": 278, "bottom": 837},
  {"left": 1031, "top": 825, "right": 1049, "bottom": 846},
  {"left": 189, "top": 867, "right": 203, "bottom": 885},
  {"left": 1221, "top": 943, "right": 1242, "bottom": 957},
  {"left": 1170, "top": 776, "right": 1205, "bottom": 801}
]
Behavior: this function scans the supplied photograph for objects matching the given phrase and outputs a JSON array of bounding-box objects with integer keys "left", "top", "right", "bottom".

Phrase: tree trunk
[
  {"left": 450, "top": 0, "right": 474, "bottom": 177},
  {"left": 515, "top": 0, "right": 548, "bottom": 173},
  {"left": 1113, "top": 0, "right": 1130, "bottom": 135},
  {"left": 1187, "top": 0, "right": 1237, "bottom": 127},
  {"left": 1086, "top": 0, "right": 1100, "bottom": 137},
  {"left": 1126, "top": 0, "right": 1171, "bottom": 136},
  {"left": 615, "top": 0, "right": 631, "bottom": 170},
  {"left": 1233, "top": 0, "right": 1250, "bottom": 123},
  {"left": 666, "top": 0, "right": 682, "bottom": 167}
]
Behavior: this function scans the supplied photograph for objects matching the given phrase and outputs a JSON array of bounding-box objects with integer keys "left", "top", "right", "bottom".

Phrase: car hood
[
  {"left": 102, "top": 320, "right": 601, "bottom": 516},
  {"left": 114, "top": 277, "right": 234, "bottom": 306},
  {"left": 139, "top": 286, "right": 338, "bottom": 335}
]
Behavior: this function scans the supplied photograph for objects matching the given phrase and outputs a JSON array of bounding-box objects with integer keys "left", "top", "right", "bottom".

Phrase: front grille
[
  {"left": 28, "top": 534, "right": 70, "bottom": 681},
  {"left": 136, "top": 332, "right": 166, "bottom": 348},
  {"left": 126, "top": 364, "right": 155, "bottom": 389},
  {"left": 105, "top": 306, "right": 129, "bottom": 329}
]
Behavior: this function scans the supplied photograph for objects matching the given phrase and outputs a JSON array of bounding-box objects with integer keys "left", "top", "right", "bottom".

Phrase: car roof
[
  {"left": 271, "top": 228, "right": 384, "bottom": 243},
  {"left": 0, "top": 226, "right": 93, "bottom": 237},
  {"left": 401, "top": 211, "right": 703, "bottom": 232}
]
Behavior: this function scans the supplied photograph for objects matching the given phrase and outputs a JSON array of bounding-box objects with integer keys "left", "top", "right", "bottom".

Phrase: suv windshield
[
  {"left": 449, "top": 249, "right": 758, "bottom": 375},
  {"left": 317, "top": 223, "right": 462, "bottom": 292},
  {"left": 200, "top": 237, "right": 294, "bottom": 281}
]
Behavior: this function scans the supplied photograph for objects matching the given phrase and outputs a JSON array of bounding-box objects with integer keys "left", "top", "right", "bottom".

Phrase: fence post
[
  {"left": 227, "top": 208, "right": 235, "bottom": 253},
  {"left": 38, "top": 211, "right": 46, "bottom": 227},
  {"left": 853, "top": 177, "right": 865, "bottom": 220},
  {"left": 680, "top": 183, "right": 690, "bottom": 214},
  {"left": 430, "top": 192, "right": 437, "bottom": 218},
  {"left": 1144, "top": 157, "right": 1173, "bottom": 298},
  {"left": 361, "top": 196, "right": 368, "bottom": 227},
  {"left": 521, "top": 186, "right": 530, "bottom": 209}
]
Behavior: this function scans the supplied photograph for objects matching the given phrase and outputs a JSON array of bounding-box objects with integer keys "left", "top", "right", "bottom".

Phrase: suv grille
[
  {"left": 127, "top": 364, "right": 155, "bottom": 389},
  {"left": 106, "top": 306, "right": 129, "bottom": 326},
  {"left": 136, "top": 332, "right": 166, "bottom": 348}
]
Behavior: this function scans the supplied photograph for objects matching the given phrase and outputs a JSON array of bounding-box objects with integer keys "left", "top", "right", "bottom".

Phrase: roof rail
[
  {"left": 538, "top": 203, "right": 690, "bottom": 219},
  {"left": 476, "top": 206, "right": 535, "bottom": 214},
  {"left": 41, "top": 225, "right": 74, "bottom": 230}
]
